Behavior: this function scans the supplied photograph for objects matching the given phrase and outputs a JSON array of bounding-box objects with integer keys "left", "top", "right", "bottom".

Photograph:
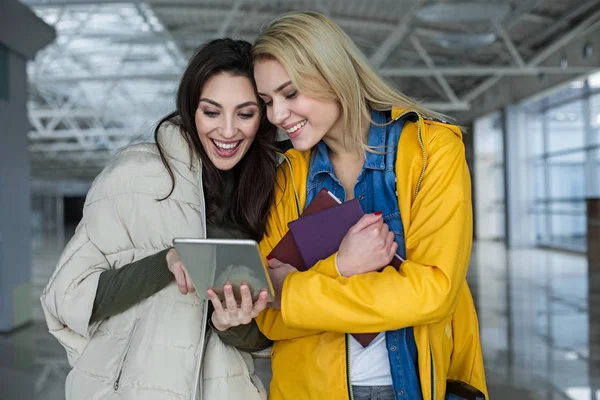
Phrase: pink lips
[{"left": 286, "top": 122, "right": 305, "bottom": 139}]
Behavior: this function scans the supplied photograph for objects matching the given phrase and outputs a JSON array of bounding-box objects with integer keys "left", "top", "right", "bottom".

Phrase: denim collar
[{"left": 308, "top": 110, "right": 387, "bottom": 182}]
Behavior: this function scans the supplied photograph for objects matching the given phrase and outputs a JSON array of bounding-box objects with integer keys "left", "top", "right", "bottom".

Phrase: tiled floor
[{"left": 1, "top": 240, "right": 598, "bottom": 399}]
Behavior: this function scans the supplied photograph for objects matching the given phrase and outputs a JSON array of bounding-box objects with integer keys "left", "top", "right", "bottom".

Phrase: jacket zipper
[
  {"left": 429, "top": 343, "right": 436, "bottom": 400},
  {"left": 190, "top": 165, "right": 209, "bottom": 400},
  {"left": 249, "top": 375, "right": 261, "bottom": 393},
  {"left": 345, "top": 334, "right": 354, "bottom": 400},
  {"left": 113, "top": 318, "right": 139, "bottom": 391},
  {"left": 391, "top": 110, "right": 426, "bottom": 200}
]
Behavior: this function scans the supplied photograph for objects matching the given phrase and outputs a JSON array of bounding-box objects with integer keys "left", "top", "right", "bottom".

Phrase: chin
[
  {"left": 290, "top": 138, "right": 316, "bottom": 152},
  {"left": 211, "top": 155, "right": 242, "bottom": 171}
]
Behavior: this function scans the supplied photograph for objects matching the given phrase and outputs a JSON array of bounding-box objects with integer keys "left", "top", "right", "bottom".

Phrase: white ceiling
[{"left": 20, "top": 0, "right": 600, "bottom": 178}]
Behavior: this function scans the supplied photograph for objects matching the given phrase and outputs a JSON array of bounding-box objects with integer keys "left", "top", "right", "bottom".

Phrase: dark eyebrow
[
  {"left": 199, "top": 98, "right": 221, "bottom": 108},
  {"left": 257, "top": 81, "right": 292, "bottom": 97},
  {"left": 199, "top": 99, "right": 259, "bottom": 109},
  {"left": 235, "top": 101, "right": 260, "bottom": 109}
]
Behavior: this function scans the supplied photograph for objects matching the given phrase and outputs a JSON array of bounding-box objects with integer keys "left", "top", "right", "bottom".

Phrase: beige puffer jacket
[{"left": 40, "top": 122, "right": 267, "bottom": 400}]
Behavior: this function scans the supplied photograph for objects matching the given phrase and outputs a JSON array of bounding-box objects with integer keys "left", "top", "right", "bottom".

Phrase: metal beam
[
  {"left": 216, "top": 0, "right": 244, "bottom": 37},
  {"left": 493, "top": 20, "right": 525, "bottom": 68},
  {"left": 135, "top": 3, "right": 185, "bottom": 68},
  {"left": 528, "top": 8, "right": 600, "bottom": 67},
  {"left": 421, "top": 102, "right": 470, "bottom": 111},
  {"left": 29, "top": 108, "right": 157, "bottom": 118},
  {"left": 462, "top": 76, "right": 502, "bottom": 103},
  {"left": 456, "top": 24, "right": 600, "bottom": 123},
  {"left": 29, "top": 140, "right": 129, "bottom": 152},
  {"left": 379, "top": 66, "right": 597, "bottom": 77},
  {"left": 29, "top": 127, "right": 147, "bottom": 140},
  {"left": 33, "top": 66, "right": 600, "bottom": 84},
  {"left": 463, "top": 9, "right": 600, "bottom": 104},
  {"left": 519, "top": 0, "right": 599, "bottom": 50},
  {"left": 409, "top": 35, "right": 460, "bottom": 104},
  {"left": 369, "top": 0, "right": 426, "bottom": 68},
  {"left": 157, "top": 6, "right": 397, "bottom": 33},
  {"left": 31, "top": 152, "right": 114, "bottom": 164},
  {"left": 520, "top": 13, "right": 555, "bottom": 25},
  {"left": 33, "top": 72, "right": 180, "bottom": 83}
]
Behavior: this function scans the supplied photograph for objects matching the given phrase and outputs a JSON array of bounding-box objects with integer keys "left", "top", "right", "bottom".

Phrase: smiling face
[
  {"left": 195, "top": 73, "right": 262, "bottom": 170},
  {"left": 253, "top": 58, "right": 343, "bottom": 152}
]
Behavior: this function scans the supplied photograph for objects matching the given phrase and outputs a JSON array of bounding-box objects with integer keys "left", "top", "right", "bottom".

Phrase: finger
[
  {"left": 239, "top": 284, "right": 253, "bottom": 314},
  {"left": 267, "top": 257, "right": 284, "bottom": 268},
  {"left": 349, "top": 212, "right": 383, "bottom": 233},
  {"left": 370, "top": 219, "right": 384, "bottom": 237},
  {"left": 182, "top": 266, "right": 196, "bottom": 293},
  {"left": 166, "top": 248, "right": 181, "bottom": 265},
  {"left": 171, "top": 264, "right": 188, "bottom": 295},
  {"left": 207, "top": 289, "right": 225, "bottom": 314},
  {"left": 385, "top": 230, "right": 395, "bottom": 248},
  {"left": 251, "top": 290, "right": 269, "bottom": 318},
  {"left": 380, "top": 222, "right": 390, "bottom": 237},
  {"left": 388, "top": 240, "right": 399, "bottom": 260},
  {"left": 223, "top": 284, "right": 238, "bottom": 313}
]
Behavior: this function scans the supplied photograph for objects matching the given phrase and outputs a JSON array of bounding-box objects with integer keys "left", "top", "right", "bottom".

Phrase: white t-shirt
[{"left": 349, "top": 332, "right": 393, "bottom": 386}]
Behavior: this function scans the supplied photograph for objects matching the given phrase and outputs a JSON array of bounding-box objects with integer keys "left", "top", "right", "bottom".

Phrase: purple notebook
[
  {"left": 287, "top": 199, "right": 364, "bottom": 269},
  {"left": 287, "top": 200, "right": 403, "bottom": 271}
]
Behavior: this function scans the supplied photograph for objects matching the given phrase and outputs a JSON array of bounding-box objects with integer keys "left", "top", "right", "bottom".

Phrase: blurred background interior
[{"left": 1, "top": 0, "right": 600, "bottom": 399}]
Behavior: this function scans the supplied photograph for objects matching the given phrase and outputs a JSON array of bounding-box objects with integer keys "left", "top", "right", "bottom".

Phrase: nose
[
  {"left": 271, "top": 100, "right": 290, "bottom": 126},
  {"left": 221, "top": 115, "right": 236, "bottom": 139}
]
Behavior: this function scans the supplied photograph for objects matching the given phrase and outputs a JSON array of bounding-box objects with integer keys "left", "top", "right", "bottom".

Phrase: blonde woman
[{"left": 252, "top": 11, "right": 488, "bottom": 400}]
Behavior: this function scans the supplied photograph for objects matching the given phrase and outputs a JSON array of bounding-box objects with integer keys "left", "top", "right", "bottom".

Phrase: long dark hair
[{"left": 154, "top": 39, "right": 279, "bottom": 241}]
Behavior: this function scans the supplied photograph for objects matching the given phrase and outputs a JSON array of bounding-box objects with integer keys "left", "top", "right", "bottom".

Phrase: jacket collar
[{"left": 155, "top": 121, "right": 199, "bottom": 168}]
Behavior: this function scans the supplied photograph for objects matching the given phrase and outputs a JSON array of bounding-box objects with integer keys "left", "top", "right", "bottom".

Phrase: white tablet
[{"left": 172, "top": 238, "right": 275, "bottom": 302}]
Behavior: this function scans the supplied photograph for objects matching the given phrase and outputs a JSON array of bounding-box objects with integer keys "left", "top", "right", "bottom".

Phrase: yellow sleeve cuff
[{"left": 307, "top": 253, "right": 341, "bottom": 278}]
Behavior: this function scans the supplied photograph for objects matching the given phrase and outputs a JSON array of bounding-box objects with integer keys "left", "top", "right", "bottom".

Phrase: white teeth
[
  {"left": 285, "top": 120, "right": 307, "bottom": 134},
  {"left": 213, "top": 140, "right": 240, "bottom": 150}
]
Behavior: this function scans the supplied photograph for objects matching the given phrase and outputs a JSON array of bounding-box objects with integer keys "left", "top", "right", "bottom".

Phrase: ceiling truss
[{"left": 21, "top": 0, "right": 600, "bottom": 179}]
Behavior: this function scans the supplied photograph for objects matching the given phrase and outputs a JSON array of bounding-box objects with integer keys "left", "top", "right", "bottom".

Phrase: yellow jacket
[{"left": 257, "top": 109, "right": 488, "bottom": 400}]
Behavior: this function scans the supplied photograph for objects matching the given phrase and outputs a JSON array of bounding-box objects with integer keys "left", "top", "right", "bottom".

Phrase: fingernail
[
  {"left": 374, "top": 211, "right": 382, "bottom": 216},
  {"left": 266, "top": 255, "right": 273, "bottom": 261}
]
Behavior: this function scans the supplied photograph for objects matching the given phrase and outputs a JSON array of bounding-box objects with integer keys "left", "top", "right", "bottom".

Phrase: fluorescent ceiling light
[{"left": 415, "top": 3, "right": 510, "bottom": 22}]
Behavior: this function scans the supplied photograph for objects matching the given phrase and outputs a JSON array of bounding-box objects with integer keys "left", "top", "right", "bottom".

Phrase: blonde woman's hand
[
  {"left": 336, "top": 212, "right": 398, "bottom": 277},
  {"left": 208, "top": 283, "right": 269, "bottom": 331},
  {"left": 166, "top": 248, "right": 196, "bottom": 295}
]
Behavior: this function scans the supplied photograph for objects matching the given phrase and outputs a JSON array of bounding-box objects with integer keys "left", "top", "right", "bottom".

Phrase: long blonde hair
[{"left": 252, "top": 11, "right": 449, "bottom": 150}]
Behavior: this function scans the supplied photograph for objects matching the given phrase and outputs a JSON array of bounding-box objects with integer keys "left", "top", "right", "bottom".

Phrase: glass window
[
  {"left": 520, "top": 76, "right": 596, "bottom": 252},
  {"left": 590, "top": 93, "right": 600, "bottom": 198},
  {"left": 547, "top": 151, "right": 586, "bottom": 200},
  {"left": 527, "top": 112, "right": 544, "bottom": 157},
  {"left": 546, "top": 100, "right": 585, "bottom": 153},
  {"left": 474, "top": 111, "right": 505, "bottom": 240}
]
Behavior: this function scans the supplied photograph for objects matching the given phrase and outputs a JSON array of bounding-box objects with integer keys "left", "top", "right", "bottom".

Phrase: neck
[{"left": 322, "top": 114, "right": 370, "bottom": 160}]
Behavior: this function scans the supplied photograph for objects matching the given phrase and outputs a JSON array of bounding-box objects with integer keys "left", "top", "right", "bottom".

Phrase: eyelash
[
  {"left": 263, "top": 90, "right": 298, "bottom": 107},
  {"left": 203, "top": 111, "right": 256, "bottom": 120}
]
